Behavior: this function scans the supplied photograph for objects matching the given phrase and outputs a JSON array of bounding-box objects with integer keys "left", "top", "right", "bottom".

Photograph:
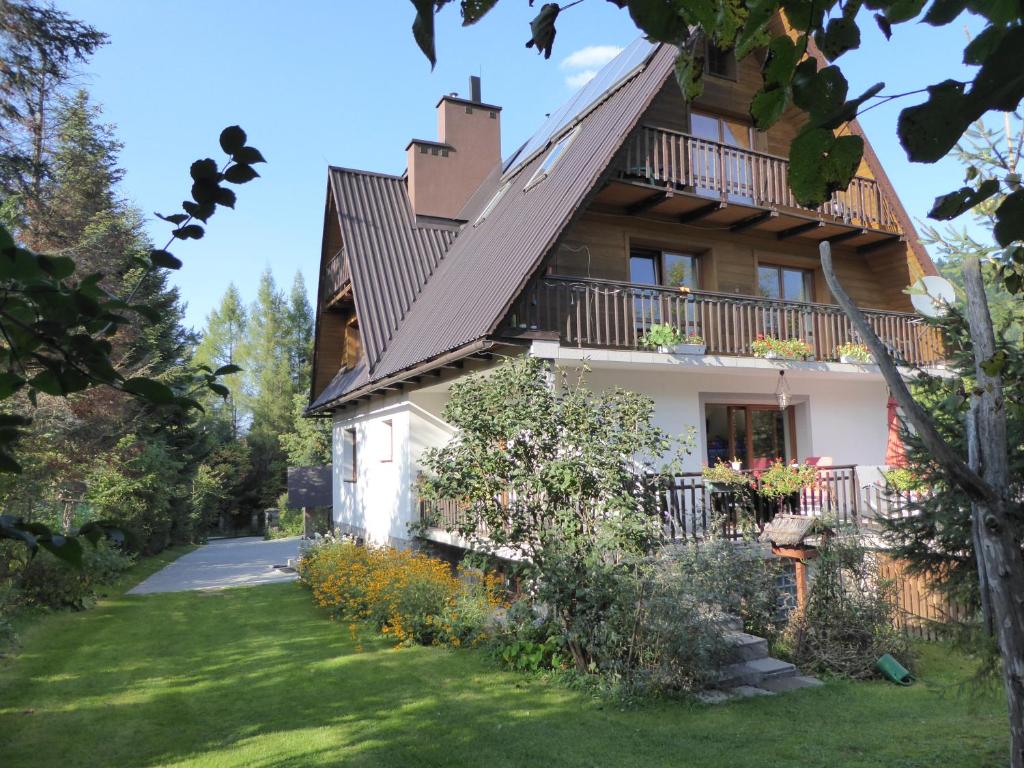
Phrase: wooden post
[{"left": 303, "top": 506, "right": 311, "bottom": 539}]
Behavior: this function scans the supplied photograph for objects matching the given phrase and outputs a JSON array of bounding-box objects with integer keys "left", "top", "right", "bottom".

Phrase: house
[{"left": 307, "top": 33, "right": 942, "bottom": 549}]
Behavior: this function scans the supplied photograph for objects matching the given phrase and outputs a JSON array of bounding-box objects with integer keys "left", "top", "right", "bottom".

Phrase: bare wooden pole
[{"left": 821, "top": 240, "right": 1024, "bottom": 768}]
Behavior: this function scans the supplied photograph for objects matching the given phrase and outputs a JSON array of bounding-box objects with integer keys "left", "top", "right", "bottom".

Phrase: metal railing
[
  {"left": 507, "top": 276, "right": 945, "bottom": 367},
  {"left": 620, "top": 125, "right": 901, "bottom": 233}
]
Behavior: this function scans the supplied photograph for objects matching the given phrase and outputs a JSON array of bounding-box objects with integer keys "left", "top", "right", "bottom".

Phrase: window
[
  {"left": 343, "top": 427, "right": 357, "bottom": 483},
  {"left": 629, "top": 248, "right": 701, "bottom": 335},
  {"left": 705, "top": 403, "right": 795, "bottom": 469},
  {"left": 705, "top": 43, "right": 737, "bottom": 79},
  {"left": 757, "top": 264, "right": 813, "bottom": 303},
  {"left": 526, "top": 128, "right": 578, "bottom": 188},
  {"left": 474, "top": 181, "right": 511, "bottom": 225},
  {"left": 380, "top": 419, "right": 393, "bottom": 462},
  {"left": 689, "top": 111, "right": 754, "bottom": 203}
]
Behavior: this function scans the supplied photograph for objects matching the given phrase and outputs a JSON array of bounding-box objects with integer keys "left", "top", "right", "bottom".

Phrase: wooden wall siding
[
  {"left": 312, "top": 308, "right": 347, "bottom": 398},
  {"left": 875, "top": 555, "right": 973, "bottom": 641},
  {"left": 552, "top": 212, "right": 914, "bottom": 313}
]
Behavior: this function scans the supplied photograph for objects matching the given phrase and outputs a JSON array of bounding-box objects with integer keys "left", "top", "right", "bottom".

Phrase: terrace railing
[
  {"left": 323, "top": 248, "right": 349, "bottom": 301},
  {"left": 507, "top": 276, "right": 945, "bottom": 367},
  {"left": 419, "top": 465, "right": 870, "bottom": 543},
  {"left": 620, "top": 125, "right": 901, "bottom": 233}
]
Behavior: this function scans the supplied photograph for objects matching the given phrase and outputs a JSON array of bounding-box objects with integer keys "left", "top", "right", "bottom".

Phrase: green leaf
[
  {"left": 0, "top": 372, "right": 25, "bottom": 399},
  {"left": 0, "top": 223, "right": 14, "bottom": 251},
  {"left": 172, "top": 224, "right": 205, "bottom": 240},
  {"left": 922, "top": 0, "right": 966, "bottom": 24},
  {"left": 927, "top": 179, "right": 1000, "bottom": 219},
  {"left": 29, "top": 369, "right": 68, "bottom": 396},
  {"left": 781, "top": 0, "right": 831, "bottom": 31},
  {"left": 963, "top": 25, "right": 1005, "bottom": 65},
  {"left": 213, "top": 363, "right": 242, "bottom": 376},
  {"left": 525, "top": 3, "right": 560, "bottom": 59},
  {"left": 751, "top": 87, "right": 789, "bottom": 130},
  {"left": 122, "top": 377, "right": 176, "bottom": 405},
  {"left": 149, "top": 249, "right": 183, "bottom": 270},
  {"left": 190, "top": 158, "right": 220, "bottom": 182},
  {"left": 980, "top": 350, "right": 1007, "bottom": 375},
  {"left": 763, "top": 36, "right": 800, "bottom": 87},
  {"left": 792, "top": 63, "right": 847, "bottom": 117},
  {"left": 183, "top": 199, "right": 216, "bottom": 222},
  {"left": 815, "top": 17, "right": 860, "bottom": 59},
  {"left": 674, "top": 47, "right": 705, "bottom": 101},
  {"left": 208, "top": 382, "right": 230, "bottom": 398},
  {"left": 994, "top": 189, "right": 1024, "bottom": 246},
  {"left": 219, "top": 125, "right": 247, "bottom": 155},
  {"left": 224, "top": 164, "right": 259, "bottom": 184},
  {"left": 232, "top": 146, "right": 266, "bottom": 165},
  {"left": 735, "top": 0, "right": 776, "bottom": 59},
  {"left": 156, "top": 212, "right": 188, "bottom": 225},
  {"left": 37, "top": 254, "right": 75, "bottom": 280},
  {"left": 214, "top": 187, "right": 236, "bottom": 208},
  {"left": 968, "top": 25, "right": 1024, "bottom": 112},
  {"left": 411, "top": 0, "right": 439, "bottom": 68},
  {"left": 626, "top": 0, "right": 689, "bottom": 44},
  {"left": 788, "top": 129, "right": 864, "bottom": 207},
  {"left": 461, "top": 0, "right": 498, "bottom": 25},
  {"left": 885, "top": 0, "right": 927, "bottom": 23},
  {"left": 897, "top": 80, "right": 974, "bottom": 163}
]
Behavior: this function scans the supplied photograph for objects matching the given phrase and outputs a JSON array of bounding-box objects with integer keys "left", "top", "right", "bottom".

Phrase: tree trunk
[{"left": 820, "top": 242, "right": 1024, "bottom": 767}]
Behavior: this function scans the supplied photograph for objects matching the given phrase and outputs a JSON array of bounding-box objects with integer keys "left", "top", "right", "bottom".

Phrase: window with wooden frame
[
  {"left": 705, "top": 403, "right": 796, "bottom": 469},
  {"left": 343, "top": 427, "right": 357, "bottom": 483},
  {"left": 704, "top": 43, "right": 737, "bottom": 80},
  {"left": 343, "top": 315, "right": 361, "bottom": 369},
  {"left": 757, "top": 264, "right": 814, "bottom": 303},
  {"left": 380, "top": 419, "right": 393, "bottom": 463}
]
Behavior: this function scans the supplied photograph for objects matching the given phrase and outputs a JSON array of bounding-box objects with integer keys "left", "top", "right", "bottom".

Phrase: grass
[{"left": 0, "top": 575, "right": 1008, "bottom": 768}]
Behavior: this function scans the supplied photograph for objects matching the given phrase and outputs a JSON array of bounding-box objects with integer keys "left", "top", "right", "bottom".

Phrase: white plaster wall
[
  {"left": 578, "top": 366, "right": 890, "bottom": 471},
  {"left": 333, "top": 393, "right": 413, "bottom": 546}
]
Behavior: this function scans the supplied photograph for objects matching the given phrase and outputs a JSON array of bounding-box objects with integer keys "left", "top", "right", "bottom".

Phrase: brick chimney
[{"left": 406, "top": 76, "right": 502, "bottom": 220}]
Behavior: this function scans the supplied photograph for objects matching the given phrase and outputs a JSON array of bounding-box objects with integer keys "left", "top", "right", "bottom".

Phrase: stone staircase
[{"left": 696, "top": 617, "right": 822, "bottom": 704}]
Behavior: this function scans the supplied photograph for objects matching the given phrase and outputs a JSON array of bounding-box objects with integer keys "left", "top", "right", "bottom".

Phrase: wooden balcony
[
  {"left": 592, "top": 125, "right": 903, "bottom": 251},
  {"left": 505, "top": 276, "right": 944, "bottom": 367},
  {"left": 323, "top": 249, "right": 350, "bottom": 306}
]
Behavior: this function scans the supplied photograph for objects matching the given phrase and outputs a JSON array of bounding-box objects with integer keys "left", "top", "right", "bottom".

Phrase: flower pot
[
  {"left": 841, "top": 354, "right": 872, "bottom": 364},
  {"left": 730, "top": 461, "right": 742, "bottom": 471},
  {"left": 763, "top": 351, "right": 782, "bottom": 360},
  {"left": 672, "top": 343, "right": 706, "bottom": 355},
  {"left": 656, "top": 345, "right": 671, "bottom": 354}
]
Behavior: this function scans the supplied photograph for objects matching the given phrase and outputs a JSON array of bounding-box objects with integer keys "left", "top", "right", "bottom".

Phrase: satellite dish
[{"left": 910, "top": 276, "right": 956, "bottom": 318}]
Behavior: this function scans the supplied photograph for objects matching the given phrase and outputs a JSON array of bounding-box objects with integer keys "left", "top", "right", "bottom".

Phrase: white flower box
[
  {"left": 840, "top": 354, "right": 873, "bottom": 364},
  {"left": 672, "top": 343, "right": 706, "bottom": 355}
]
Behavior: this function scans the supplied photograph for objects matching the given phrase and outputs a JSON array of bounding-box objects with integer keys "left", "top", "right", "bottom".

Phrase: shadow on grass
[{"left": 0, "top": 582, "right": 1007, "bottom": 768}]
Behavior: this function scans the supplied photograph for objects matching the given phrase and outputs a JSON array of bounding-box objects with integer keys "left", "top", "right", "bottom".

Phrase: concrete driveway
[{"left": 128, "top": 536, "right": 305, "bottom": 595}]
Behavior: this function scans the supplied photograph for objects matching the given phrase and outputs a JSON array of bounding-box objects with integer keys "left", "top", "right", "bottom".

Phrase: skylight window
[
  {"left": 474, "top": 181, "right": 511, "bottom": 225},
  {"left": 526, "top": 128, "right": 578, "bottom": 189}
]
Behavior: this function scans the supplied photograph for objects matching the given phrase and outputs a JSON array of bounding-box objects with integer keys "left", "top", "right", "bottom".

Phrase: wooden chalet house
[{"left": 308, "top": 35, "right": 942, "bottom": 547}]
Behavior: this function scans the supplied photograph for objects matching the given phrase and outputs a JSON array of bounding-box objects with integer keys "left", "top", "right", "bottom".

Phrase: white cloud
[
  {"left": 565, "top": 69, "right": 598, "bottom": 89},
  {"left": 560, "top": 45, "right": 624, "bottom": 71}
]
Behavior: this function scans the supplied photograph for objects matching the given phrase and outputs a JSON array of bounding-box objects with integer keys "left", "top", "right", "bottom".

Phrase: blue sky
[{"left": 59, "top": 1, "right": 983, "bottom": 330}]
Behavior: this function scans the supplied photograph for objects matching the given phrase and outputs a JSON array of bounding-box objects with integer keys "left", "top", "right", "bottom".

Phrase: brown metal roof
[
  {"left": 328, "top": 168, "right": 456, "bottom": 368},
  {"left": 368, "top": 44, "right": 677, "bottom": 383},
  {"left": 309, "top": 356, "right": 369, "bottom": 411}
]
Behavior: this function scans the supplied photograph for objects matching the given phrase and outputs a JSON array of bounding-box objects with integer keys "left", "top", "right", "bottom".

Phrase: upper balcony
[
  {"left": 593, "top": 125, "right": 903, "bottom": 252},
  {"left": 322, "top": 248, "right": 351, "bottom": 307},
  {"left": 503, "top": 276, "right": 944, "bottom": 367}
]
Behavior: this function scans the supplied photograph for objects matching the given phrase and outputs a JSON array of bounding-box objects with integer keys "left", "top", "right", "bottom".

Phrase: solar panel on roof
[{"left": 503, "top": 37, "right": 657, "bottom": 176}]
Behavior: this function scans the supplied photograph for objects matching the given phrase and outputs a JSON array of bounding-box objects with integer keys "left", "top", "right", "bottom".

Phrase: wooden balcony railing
[
  {"left": 420, "top": 466, "right": 869, "bottom": 544},
  {"left": 507, "top": 276, "right": 944, "bottom": 367},
  {"left": 323, "top": 249, "right": 350, "bottom": 301},
  {"left": 620, "top": 125, "right": 901, "bottom": 234}
]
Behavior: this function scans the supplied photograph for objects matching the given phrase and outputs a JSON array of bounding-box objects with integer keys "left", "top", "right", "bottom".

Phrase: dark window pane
[
  {"left": 758, "top": 266, "right": 780, "bottom": 299},
  {"left": 629, "top": 255, "right": 658, "bottom": 285},
  {"left": 783, "top": 268, "right": 809, "bottom": 302}
]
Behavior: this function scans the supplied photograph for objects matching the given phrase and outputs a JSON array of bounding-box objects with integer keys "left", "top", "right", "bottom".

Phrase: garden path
[{"left": 128, "top": 536, "right": 303, "bottom": 594}]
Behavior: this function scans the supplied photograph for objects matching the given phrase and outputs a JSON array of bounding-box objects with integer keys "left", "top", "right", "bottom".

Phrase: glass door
[
  {"left": 690, "top": 111, "right": 754, "bottom": 203},
  {"left": 705, "top": 404, "right": 794, "bottom": 469},
  {"left": 757, "top": 264, "right": 814, "bottom": 341}
]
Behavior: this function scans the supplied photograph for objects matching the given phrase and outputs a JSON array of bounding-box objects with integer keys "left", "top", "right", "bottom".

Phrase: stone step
[
  {"left": 718, "top": 656, "right": 798, "bottom": 688},
  {"left": 724, "top": 631, "right": 769, "bottom": 662},
  {"left": 757, "top": 675, "right": 824, "bottom": 694}
]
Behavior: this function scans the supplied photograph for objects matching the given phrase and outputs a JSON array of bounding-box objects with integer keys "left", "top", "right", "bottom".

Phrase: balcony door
[
  {"left": 757, "top": 264, "right": 815, "bottom": 342},
  {"left": 706, "top": 403, "right": 795, "bottom": 470},
  {"left": 629, "top": 249, "right": 700, "bottom": 335},
  {"left": 690, "top": 111, "right": 754, "bottom": 203}
]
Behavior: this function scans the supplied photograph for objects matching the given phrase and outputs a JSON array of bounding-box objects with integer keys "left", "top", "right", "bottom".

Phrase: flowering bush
[
  {"left": 298, "top": 541, "right": 505, "bottom": 648},
  {"left": 835, "top": 342, "right": 872, "bottom": 362},
  {"left": 754, "top": 461, "right": 817, "bottom": 500},
  {"left": 750, "top": 335, "right": 812, "bottom": 359},
  {"left": 701, "top": 460, "right": 751, "bottom": 487}
]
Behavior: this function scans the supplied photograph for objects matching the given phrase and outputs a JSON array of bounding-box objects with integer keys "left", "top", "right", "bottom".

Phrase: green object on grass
[{"left": 876, "top": 653, "right": 915, "bottom": 685}]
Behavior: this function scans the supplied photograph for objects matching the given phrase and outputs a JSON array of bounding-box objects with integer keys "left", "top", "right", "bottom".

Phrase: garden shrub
[
  {"left": 784, "top": 533, "right": 911, "bottom": 678},
  {"left": 298, "top": 540, "right": 504, "bottom": 647},
  {"left": 12, "top": 539, "right": 134, "bottom": 610}
]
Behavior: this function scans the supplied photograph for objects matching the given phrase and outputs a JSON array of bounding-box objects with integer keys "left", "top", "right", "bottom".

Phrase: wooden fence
[{"left": 876, "top": 555, "right": 973, "bottom": 640}]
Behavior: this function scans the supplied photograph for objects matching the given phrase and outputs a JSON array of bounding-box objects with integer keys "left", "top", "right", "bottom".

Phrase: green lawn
[{"left": 0, "top": 567, "right": 1008, "bottom": 768}]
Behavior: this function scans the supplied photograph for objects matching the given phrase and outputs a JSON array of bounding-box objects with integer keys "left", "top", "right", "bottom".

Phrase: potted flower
[
  {"left": 754, "top": 460, "right": 817, "bottom": 501},
  {"left": 639, "top": 323, "right": 681, "bottom": 353},
  {"left": 750, "top": 335, "right": 813, "bottom": 360},
  {"left": 836, "top": 342, "right": 872, "bottom": 364},
  {"left": 676, "top": 332, "right": 706, "bottom": 355},
  {"left": 701, "top": 460, "right": 751, "bottom": 492}
]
